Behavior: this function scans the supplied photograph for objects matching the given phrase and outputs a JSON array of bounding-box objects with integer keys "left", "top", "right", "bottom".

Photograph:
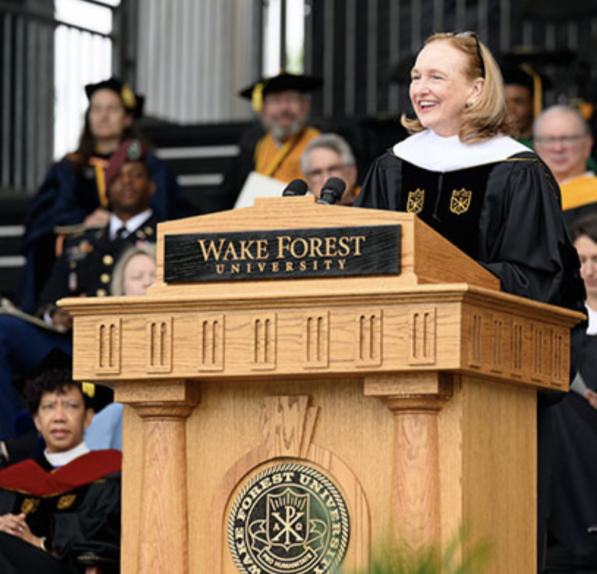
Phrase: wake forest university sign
[
  {"left": 228, "top": 463, "right": 350, "bottom": 574},
  {"left": 164, "top": 225, "right": 400, "bottom": 282}
]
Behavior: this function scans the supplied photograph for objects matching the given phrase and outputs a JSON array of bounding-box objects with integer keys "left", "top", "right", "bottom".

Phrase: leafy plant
[{"left": 340, "top": 527, "right": 492, "bottom": 574}]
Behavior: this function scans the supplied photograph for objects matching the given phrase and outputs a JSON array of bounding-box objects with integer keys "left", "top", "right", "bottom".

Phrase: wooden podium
[{"left": 62, "top": 196, "right": 582, "bottom": 574}]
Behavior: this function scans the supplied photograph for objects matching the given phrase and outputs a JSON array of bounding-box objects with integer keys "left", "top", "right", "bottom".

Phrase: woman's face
[
  {"left": 123, "top": 253, "right": 156, "bottom": 296},
  {"left": 409, "top": 40, "right": 483, "bottom": 137},
  {"left": 88, "top": 88, "right": 132, "bottom": 142},
  {"left": 575, "top": 235, "right": 597, "bottom": 301}
]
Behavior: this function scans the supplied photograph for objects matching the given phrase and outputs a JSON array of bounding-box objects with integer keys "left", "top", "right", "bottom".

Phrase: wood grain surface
[{"left": 60, "top": 198, "right": 583, "bottom": 574}]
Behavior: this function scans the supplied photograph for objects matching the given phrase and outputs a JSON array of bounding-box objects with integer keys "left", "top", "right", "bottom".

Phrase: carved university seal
[{"left": 228, "top": 463, "right": 350, "bottom": 574}]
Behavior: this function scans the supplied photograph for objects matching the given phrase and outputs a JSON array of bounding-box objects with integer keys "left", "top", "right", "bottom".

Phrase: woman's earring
[{"left": 465, "top": 101, "right": 473, "bottom": 108}]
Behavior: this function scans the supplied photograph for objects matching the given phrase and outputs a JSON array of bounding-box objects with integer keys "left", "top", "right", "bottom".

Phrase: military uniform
[
  {"left": 0, "top": 214, "right": 157, "bottom": 440},
  {"left": 38, "top": 214, "right": 157, "bottom": 310}
]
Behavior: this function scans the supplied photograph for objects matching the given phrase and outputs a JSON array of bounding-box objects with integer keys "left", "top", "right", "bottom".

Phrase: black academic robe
[
  {"left": 356, "top": 145, "right": 587, "bottom": 573},
  {"left": 0, "top": 450, "right": 121, "bottom": 574},
  {"left": 547, "top": 333, "right": 597, "bottom": 569},
  {"left": 355, "top": 150, "right": 585, "bottom": 312}
]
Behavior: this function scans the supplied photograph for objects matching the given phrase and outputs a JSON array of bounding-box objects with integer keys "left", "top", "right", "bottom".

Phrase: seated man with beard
[{"left": 217, "top": 72, "right": 323, "bottom": 211}]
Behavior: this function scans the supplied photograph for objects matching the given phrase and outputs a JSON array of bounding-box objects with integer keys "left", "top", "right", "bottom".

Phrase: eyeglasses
[
  {"left": 456, "top": 31, "right": 485, "bottom": 79},
  {"left": 305, "top": 164, "right": 348, "bottom": 181},
  {"left": 534, "top": 134, "right": 587, "bottom": 147}
]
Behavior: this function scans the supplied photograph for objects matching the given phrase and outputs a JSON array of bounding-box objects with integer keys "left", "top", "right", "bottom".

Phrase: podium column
[
  {"left": 115, "top": 380, "right": 201, "bottom": 574},
  {"left": 365, "top": 373, "right": 452, "bottom": 551}
]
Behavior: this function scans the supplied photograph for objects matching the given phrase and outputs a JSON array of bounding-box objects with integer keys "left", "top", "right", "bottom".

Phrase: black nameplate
[{"left": 164, "top": 225, "right": 400, "bottom": 283}]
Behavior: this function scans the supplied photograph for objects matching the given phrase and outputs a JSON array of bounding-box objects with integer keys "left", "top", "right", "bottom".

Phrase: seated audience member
[
  {"left": 86, "top": 243, "right": 157, "bottom": 452},
  {"left": 503, "top": 64, "right": 542, "bottom": 148},
  {"left": 20, "top": 77, "right": 193, "bottom": 312},
  {"left": 534, "top": 105, "right": 597, "bottom": 226},
  {"left": 218, "top": 72, "right": 323, "bottom": 211},
  {"left": 0, "top": 352, "right": 121, "bottom": 574},
  {"left": 301, "top": 133, "right": 360, "bottom": 205},
  {"left": 0, "top": 139, "right": 158, "bottom": 442},
  {"left": 546, "top": 213, "right": 597, "bottom": 571}
]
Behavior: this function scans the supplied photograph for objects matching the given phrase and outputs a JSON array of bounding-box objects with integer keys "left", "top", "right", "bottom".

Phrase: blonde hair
[
  {"left": 401, "top": 32, "right": 514, "bottom": 144},
  {"left": 110, "top": 243, "right": 157, "bottom": 296}
]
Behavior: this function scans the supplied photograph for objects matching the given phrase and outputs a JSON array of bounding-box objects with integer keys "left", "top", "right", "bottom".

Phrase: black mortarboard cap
[
  {"left": 25, "top": 349, "right": 113, "bottom": 412},
  {"left": 85, "top": 76, "right": 145, "bottom": 119},
  {"left": 239, "top": 72, "right": 323, "bottom": 111},
  {"left": 501, "top": 63, "right": 552, "bottom": 117},
  {"left": 502, "top": 65, "right": 536, "bottom": 93}
]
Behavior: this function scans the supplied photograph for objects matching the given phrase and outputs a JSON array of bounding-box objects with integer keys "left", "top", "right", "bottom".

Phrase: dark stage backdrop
[{"left": 305, "top": 0, "right": 597, "bottom": 120}]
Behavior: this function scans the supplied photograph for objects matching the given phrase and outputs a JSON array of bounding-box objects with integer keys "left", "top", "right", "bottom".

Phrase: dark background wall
[{"left": 306, "top": 0, "right": 597, "bottom": 119}]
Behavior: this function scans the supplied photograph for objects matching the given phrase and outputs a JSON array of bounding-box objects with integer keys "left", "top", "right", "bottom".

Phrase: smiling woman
[
  {"left": 355, "top": 31, "right": 586, "bottom": 572},
  {"left": 356, "top": 31, "right": 583, "bottom": 310}
]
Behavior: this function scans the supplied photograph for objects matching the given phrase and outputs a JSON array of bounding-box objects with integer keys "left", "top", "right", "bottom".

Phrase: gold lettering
[
  {"left": 338, "top": 259, "right": 346, "bottom": 269},
  {"left": 285, "top": 261, "right": 294, "bottom": 271},
  {"left": 353, "top": 236, "right": 367, "bottom": 255},
  {"left": 223, "top": 242, "right": 239, "bottom": 261},
  {"left": 239, "top": 240, "right": 255, "bottom": 260},
  {"left": 338, "top": 236, "right": 351, "bottom": 256},
  {"left": 256, "top": 240, "right": 269, "bottom": 259},
  {"left": 312, "top": 259, "right": 318, "bottom": 271},
  {"left": 246, "top": 262, "right": 252, "bottom": 273},
  {"left": 230, "top": 263, "right": 240, "bottom": 273},
  {"left": 258, "top": 262, "right": 267, "bottom": 272},
  {"left": 309, "top": 237, "right": 324, "bottom": 258},
  {"left": 197, "top": 238, "right": 226, "bottom": 261},
  {"left": 290, "top": 238, "right": 309, "bottom": 258},
  {"left": 299, "top": 261, "right": 307, "bottom": 271},
  {"left": 271, "top": 261, "right": 280, "bottom": 272},
  {"left": 324, "top": 236, "right": 338, "bottom": 257},
  {"left": 216, "top": 264, "right": 225, "bottom": 274},
  {"left": 323, "top": 260, "right": 332, "bottom": 270},
  {"left": 277, "top": 236, "right": 292, "bottom": 258}
]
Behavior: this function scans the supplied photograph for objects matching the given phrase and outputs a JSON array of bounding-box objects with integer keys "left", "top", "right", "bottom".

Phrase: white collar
[
  {"left": 45, "top": 442, "right": 90, "bottom": 468},
  {"left": 586, "top": 303, "right": 597, "bottom": 335},
  {"left": 392, "top": 129, "right": 531, "bottom": 173},
  {"left": 109, "top": 209, "right": 153, "bottom": 240}
]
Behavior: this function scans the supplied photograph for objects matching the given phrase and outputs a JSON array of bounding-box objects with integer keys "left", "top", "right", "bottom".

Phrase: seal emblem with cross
[{"left": 228, "top": 463, "right": 350, "bottom": 574}]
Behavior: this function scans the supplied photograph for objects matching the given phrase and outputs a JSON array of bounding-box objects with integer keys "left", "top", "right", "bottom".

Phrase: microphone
[
  {"left": 282, "top": 179, "right": 308, "bottom": 197},
  {"left": 317, "top": 177, "right": 345, "bottom": 205}
]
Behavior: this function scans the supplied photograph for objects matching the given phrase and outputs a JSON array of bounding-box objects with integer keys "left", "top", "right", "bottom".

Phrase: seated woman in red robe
[{"left": 0, "top": 351, "right": 121, "bottom": 573}]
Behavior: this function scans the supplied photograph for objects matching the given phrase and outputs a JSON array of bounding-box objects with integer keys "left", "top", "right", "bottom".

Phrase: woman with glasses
[{"left": 355, "top": 32, "right": 585, "bottom": 574}]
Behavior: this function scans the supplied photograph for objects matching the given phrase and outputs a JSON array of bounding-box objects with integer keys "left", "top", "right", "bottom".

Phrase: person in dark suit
[{"left": 0, "top": 139, "right": 158, "bottom": 442}]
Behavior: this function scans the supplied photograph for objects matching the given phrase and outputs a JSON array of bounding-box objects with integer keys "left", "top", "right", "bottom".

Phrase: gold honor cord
[
  {"left": 89, "top": 157, "right": 110, "bottom": 208},
  {"left": 520, "top": 63, "right": 543, "bottom": 118}
]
